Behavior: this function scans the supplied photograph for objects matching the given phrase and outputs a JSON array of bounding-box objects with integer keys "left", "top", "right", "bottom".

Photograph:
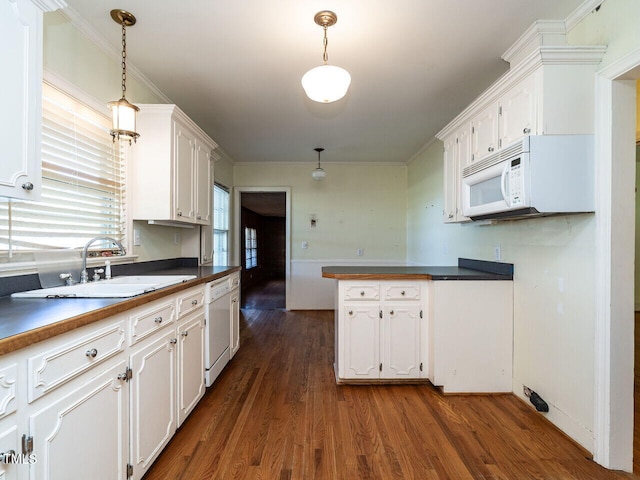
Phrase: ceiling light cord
[{"left": 120, "top": 22, "right": 128, "bottom": 100}]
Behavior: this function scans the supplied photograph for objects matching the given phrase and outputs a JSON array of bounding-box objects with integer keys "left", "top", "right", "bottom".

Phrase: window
[
  {"left": 0, "top": 82, "right": 126, "bottom": 263},
  {"left": 245, "top": 227, "right": 257, "bottom": 269},
  {"left": 213, "top": 184, "right": 230, "bottom": 266}
]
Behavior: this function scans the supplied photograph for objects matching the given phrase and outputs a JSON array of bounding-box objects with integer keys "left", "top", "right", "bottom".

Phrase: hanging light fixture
[
  {"left": 108, "top": 9, "right": 140, "bottom": 144},
  {"left": 312, "top": 147, "right": 327, "bottom": 181},
  {"left": 301, "top": 11, "right": 351, "bottom": 104}
]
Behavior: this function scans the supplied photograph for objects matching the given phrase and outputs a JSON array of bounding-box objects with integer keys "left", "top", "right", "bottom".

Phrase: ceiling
[{"left": 62, "top": 0, "right": 583, "bottom": 166}]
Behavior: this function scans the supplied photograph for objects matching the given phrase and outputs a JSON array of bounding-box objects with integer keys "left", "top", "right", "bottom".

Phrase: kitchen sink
[{"left": 12, "top": 275, "right": 197, "bottom": 298}]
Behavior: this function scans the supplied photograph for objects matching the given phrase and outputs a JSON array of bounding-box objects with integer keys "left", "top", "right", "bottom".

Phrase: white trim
[
  {"left": 501, "top": 20, "right": 567, "bottom": 65},
  {"left": 592, "top": 45, "right": 640, "bottom": 472},
  {"left": 233, "top": 161, "right": 407, "bottom": 168},
  {"left": 30, "top": 0, "right": 66, "bottom": 12},
  {"left": 44, "top": 69, "right": 110, "bottom": 117},
  {"left": 58, "top": 6, "right": 172, "bottom": 104},
  {"left": 233, "top": 187, "right": 291, "bottom": 310},
  {"left": 566, "top": 0, "right": 605, "bottom": 32}
]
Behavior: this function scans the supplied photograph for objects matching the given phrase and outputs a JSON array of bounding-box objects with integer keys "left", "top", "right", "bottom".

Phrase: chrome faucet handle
[
  {"left": 59, "top": 273, "right": 75, "bottom": 286},
  {"left": 92, "top": 268, "right": 105, "bottom": 282}
]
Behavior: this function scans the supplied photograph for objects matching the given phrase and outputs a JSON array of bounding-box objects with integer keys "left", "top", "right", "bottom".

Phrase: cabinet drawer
[
  {"left": 130, "top": 301, "right": 176, "bottom": 346},
  {"left": 177, "top": 286, "right": 205, "bottom": 317},
  {"left": 384, "top": 285, "right": 421, "bottom": 301},
  {"left": 28, "top": 321, "right": 126, "bottom": 403},
  {"left": 344, "top": 285, "right": 380, "bottom": 301}
]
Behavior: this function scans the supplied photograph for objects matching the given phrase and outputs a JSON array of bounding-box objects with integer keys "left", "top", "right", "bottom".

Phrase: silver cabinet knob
[
  {"left": 523, "top": 127, "right": 531, "bottom": 134},
  {"left": 1, "top": 450, "right": 16, "bottom": 463},
  {"left": 169, "top": 338, "right": 177, "bottom": 344},
  {"left": 181, "top": 331, "right": 189, "bottom": 337},
  {"left": 85, "top": 348, "right": 98, "bottom": 358},
  {"left": 154, "top": 316, "right": 163, "bottom": 324},
  {"left": 177, "top": 211, "right": 183, "bottom": 217},
  {"left": 448, "top": 213, "right": 454, "bottom": 218},
  {"left": 401, "top": 291, "right": 405, "bottom": 296},
  {"left": 191, "top": 299, "right": 198, "bottom": 306},
  {"left": 348, "top": 310, "right": 353, "bottom": 315},
  {"left": 390, "top": 310, "right": 395, "bottom": 315},
  {"left": 22, "top": 182, "right": 34, "bottom": 191},
  {"left": 360, "top": 291, "right": 365, "bottom": 296},
  {"left": 488, "top": 146, "right": 494, "bottom": 152}
]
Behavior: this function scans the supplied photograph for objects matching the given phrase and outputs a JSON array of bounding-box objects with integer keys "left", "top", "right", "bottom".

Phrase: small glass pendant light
[{"left": 312, "top": 148, "right": 327, "bottom": 181}]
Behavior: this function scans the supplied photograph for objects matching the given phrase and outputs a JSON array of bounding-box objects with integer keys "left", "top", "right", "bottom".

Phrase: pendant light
[
  {"left": 301, "top": 11, "right": 351, "bottom": 104},
  {"left": 312, "top": 147, "right": 326, "bottom": 181},
  {"left": 108, "top": 9, "right": 140, "bottom": 144}
]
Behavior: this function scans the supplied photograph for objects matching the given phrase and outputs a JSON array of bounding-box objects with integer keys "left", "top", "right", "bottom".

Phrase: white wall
[
  {"left": 407, "top": 142, "right": 597, "bottom": 449},
  {"left": 234, "top": 163, "right": 408, "bottom": 309}
]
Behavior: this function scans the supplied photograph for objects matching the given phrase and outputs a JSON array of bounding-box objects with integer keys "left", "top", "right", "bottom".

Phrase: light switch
[{"left": 302, "top": 241, "right": 308, "bottom": 249}]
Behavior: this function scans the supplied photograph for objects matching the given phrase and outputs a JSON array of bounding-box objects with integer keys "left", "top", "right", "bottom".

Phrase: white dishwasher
[{"left": 205, "top": 277, "right": 231, "bottom": 387}]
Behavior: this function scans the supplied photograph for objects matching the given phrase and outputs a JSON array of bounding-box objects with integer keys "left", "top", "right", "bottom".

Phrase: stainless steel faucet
[{"left": 80, "top": 236, "right": 126, "bottom": 283}]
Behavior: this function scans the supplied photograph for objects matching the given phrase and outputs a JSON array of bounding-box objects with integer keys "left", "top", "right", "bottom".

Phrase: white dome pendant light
[
  {"left": 301, "top": 11, "right": 351, "bottom": 104},
  {"left": 312, "top": 148, "right": 327, "bottom": 181}
]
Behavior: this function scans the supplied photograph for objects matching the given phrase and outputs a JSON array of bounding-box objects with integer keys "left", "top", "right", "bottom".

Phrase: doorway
[{"left": 234, "top": 187, "right": 291, "bottom": 310}]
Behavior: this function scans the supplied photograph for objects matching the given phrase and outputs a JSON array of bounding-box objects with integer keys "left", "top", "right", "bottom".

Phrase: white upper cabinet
[
  {"left": 132, "top": 105, "right": 217, "bottom": 226},
  {"left": 0, "top": 0, "right": 65, "bottom": 200},
  {"left": 437, "top": 22, "right": 605, "bottom": 223}
]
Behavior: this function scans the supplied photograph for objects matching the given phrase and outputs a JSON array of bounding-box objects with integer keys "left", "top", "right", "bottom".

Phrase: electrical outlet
[
  {"left": 356, "top": 248, "right": 363, "bottom": 256},
  {"left": 174, "top": 232, "right": 180, "bottom": 245},
  {"left": 133, "top": 229, "right": 141, "bottom": 246},
  {"left": 302, "top": 241, "right": 308, "bottom": 249},
  {"left": 494, "top": 244, "right": 502, "bottom": 261}
]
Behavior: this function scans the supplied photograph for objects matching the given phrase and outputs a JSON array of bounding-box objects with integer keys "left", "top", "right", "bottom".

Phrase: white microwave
[{"left": 461, "top": 135, "right": 594, "bottom": 220}]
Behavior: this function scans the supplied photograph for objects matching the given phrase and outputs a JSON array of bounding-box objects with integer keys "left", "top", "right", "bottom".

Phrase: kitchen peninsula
[{"left": 322, "top": 258, "right": 514, "bottom": 393}]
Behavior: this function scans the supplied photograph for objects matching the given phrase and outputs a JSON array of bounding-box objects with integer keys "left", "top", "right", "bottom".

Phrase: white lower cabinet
[
  {"left": 176, "top": 312, "right": 205, "bottom": 427},
  {"left": 337, "top": 281, "right": 427, "bottom": 381},
  {"left": 230, "top": 288, "right": 240, "bottom": 359},
  {"left": 130, "top": 330, "right": 176, "bottom": 480},
  {"left": 0, "top": 422, "right": 21, "bottom": 480},
  {"left": 2, "top": 279, "right": 220, "bottom": 480},
  {"left": 29, "top": 360, "right": 129, "bottom": 480}
]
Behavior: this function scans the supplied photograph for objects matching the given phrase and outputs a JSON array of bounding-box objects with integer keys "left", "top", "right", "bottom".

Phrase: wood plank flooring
[{"left": 143, "top": 304, "right": 638, "bottom": 480}]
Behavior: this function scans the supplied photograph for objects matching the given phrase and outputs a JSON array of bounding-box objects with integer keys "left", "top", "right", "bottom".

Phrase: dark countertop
[
  {"left": 0, "top": 265, "right": 240, "bottom": 356},
  {"left": 321, "top": 259, "right": 514, "bottom": 281}
]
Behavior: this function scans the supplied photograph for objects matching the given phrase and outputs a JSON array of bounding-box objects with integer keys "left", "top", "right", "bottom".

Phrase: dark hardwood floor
[
  {"left": 241, "top": 278, "right": 285, "bottom": 309},
  {"left": 143, "top": 302, "right": 638, "bottom": 479}
]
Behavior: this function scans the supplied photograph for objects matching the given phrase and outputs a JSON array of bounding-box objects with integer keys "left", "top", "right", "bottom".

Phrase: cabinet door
[
  {"left": 343, "top": 305, "right": 380, "bottom": 379},
  {"left": 442, "top": 136, "right": 457, "bottom": 223},
  {"left": 130, "top": 331, "right": 176, "bottom": 480},
  {"left": 382, "top": 305, "right": 422, "bottom": 379},
  {"left": 174, "top": 122, "right": 196, "bottom": 222},
  {"left": 0, "top": 0, "right": 42, "bottom": 200},
  {"left": 29, "top": 360, "right": 129, "bottom": 480},
  {"left": 499, "top": 74, "right": 537, "bottom": 147},
  {"left": 230, "top": 293, "right": 240, "bottom": 359},
  {"left": 177, "top": 313, "right": 205, "bottom": 427},
  {"left": 0, "top": 423, "right": 23, "bottom": 480},
  {"left": 471, "top": 103, "right": 498, "bottom": 163},
  {"left": 194, "top": 142, "right": 212, "bottom": 225}
]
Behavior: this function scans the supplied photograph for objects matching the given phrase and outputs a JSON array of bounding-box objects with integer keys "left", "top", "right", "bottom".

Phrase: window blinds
[{"left": 0, "top": 83, "right": 125, "bottom": 261}]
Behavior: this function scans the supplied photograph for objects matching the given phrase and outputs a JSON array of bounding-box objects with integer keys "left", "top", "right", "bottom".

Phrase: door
[
  {"left": 130, "top": 331, "right": 176, "bottom": 480},
  {"left": 343, "top": 305, "right": 380, "bottom": 379},
  {"left": 177, "top": 313, "right": 205, "bottom": 427},
  {"left": 29, "top": 361, "right": 129, "bottom": 480},
  {"left": 173, "top": 121, "right": 196, "bottom": 222},
  {"left": 382, "top": 305, "right": 422, "bottom": 379},
  {"left": 230, "top": 292, "right": 240, "bottom": 358}
]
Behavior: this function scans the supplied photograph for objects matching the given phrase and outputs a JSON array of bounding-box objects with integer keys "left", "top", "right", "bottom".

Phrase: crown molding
[
  {"left": 58, "top": 6, "right": 172, "bottom": 104},
  {"left": 31, "top": 0, "right": 66, "bottom": 12},
  {"left": 565, "top": 0, "right": 605, "bottom": 32},
  {"left": 502, "top": 20, "right": 567, "bottom": 65}
]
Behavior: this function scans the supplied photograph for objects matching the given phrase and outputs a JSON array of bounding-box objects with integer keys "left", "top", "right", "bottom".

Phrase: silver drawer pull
[
  {"left": 169, "top": 338, "right": 177, "bottom": 345},
  {"left": 154, "top": 316, "right": 163, "bottom": 324},
  {"left": 85, "top": 348, "right": 98, "bottom": 358},
  {"left": 360, "top": 291, "right": 365, "bottom": 296},
  {"left": 191, "top": 299, "right": 198, "bottom": 306},
  {"left": 181, "top": 331, "right": 189, "bottom": 337}
]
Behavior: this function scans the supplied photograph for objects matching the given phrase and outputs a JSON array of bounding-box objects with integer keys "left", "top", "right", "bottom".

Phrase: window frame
[
  {"left": 0, "top": 71, "right": 136, "bottom": 276},
  {"left": 212, "top": 183, "right": 230, "bottom": 266},
  {"left": 244, "top": 226, "right": 257, "bottom": 270}
]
